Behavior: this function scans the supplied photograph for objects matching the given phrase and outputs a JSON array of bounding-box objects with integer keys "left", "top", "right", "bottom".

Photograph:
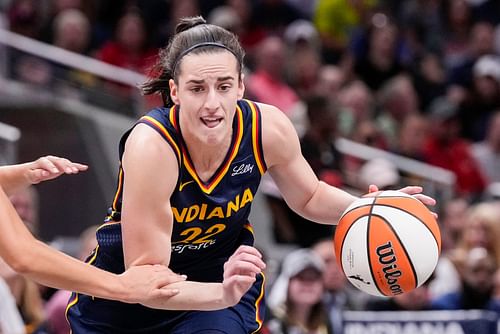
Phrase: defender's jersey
[{"left": 95, "top": 99, "right": 267, "bottom": 282}]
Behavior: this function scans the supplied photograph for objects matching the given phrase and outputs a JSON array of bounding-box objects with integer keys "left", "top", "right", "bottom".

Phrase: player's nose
[{"left": 203, "top": 88, "right": 220, "bottom": 110}]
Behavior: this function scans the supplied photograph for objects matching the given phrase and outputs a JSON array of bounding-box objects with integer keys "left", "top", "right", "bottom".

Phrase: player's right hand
[
  {"left": 25, "top": 155, "right": 88, "bottom": 185},
  {"left": 222, "top": 245, "right": 266, "bottom": 307},
  {"left": 118, "top": 264, "right": 187, "bottom": 304}
]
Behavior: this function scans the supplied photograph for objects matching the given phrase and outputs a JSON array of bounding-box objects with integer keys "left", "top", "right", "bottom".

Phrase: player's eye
[{"left": 190, "top": 86, "right": 204, "bottom": 93}]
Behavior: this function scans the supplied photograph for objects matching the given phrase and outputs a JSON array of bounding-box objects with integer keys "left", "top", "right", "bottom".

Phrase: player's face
[{"left": 170, "top": 51, "right": 244, "bottom": 146}]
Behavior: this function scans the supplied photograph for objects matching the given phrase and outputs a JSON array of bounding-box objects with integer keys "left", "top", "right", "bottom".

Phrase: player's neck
[{"left": 184, "top": 131, "right": 233, "bottom": 182}]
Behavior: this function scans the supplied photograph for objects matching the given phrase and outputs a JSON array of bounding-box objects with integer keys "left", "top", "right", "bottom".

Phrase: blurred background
[{"left": 1, "top": 0, "right": 500, "bottom": 333}]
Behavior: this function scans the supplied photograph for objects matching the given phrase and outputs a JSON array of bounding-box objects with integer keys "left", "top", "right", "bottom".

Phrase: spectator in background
[
  {"left": 314, "top": 65, "right": 345, "bottom": 102},
  {"left": 394, "top": 113, "right": 428, "bottom": 161},
  {"left": 284, "top": 20, "right": 323, "bottom": 99},
  {"left": 429, "top": 197, "right": 470, "bottom": 298},
  {"left": 38, "top": 0, "right": 87, "bottom": 45},
  {"left": 353, "top": 18, "right": 406, "bottom": 91},
  {"left": 207, "top": 6, "right": 241, "bottom": 33},
  {"left": 314, "top": 0, "right": 377, "bottom": 63},
  {"left": 7, "top": 0, "right": 42, "bottom": 39},
  {"left": 51, "top": 8, "right": 98, "bottom": 98},
  {"left": 441, "top": 0, "right": 473, "bottom": 70},
  {"left": 8, "top": 186, "right": 39, "bottom": 237},
  {"left": 447, "top": 21, "right": 496, "bottom": 104},
  {"left": 7, "top": 1, "right": 52, "bottom": 86},
  {"left": 246, "top": 36, "right": 300, "bottom": 118},
  {"left": 432, "top": 247, "right": 500, "bottom": 312},
  {"left": 266, "top": 249, "right": 333, "bottom": 334},
  {"left": 52, "top": 9, "right": 91, "bottom": 55},
  {"left": 375, "top": 74, "right": 419, "bottom": 147},
  {"left": 337, "top": 80, "right": 374, "bottom": 138},
  {"left": 411, "top": 52, "right": 447, "bottom": 110},
  {"left": 96, "top": 9, "right": 157, "bottom": 74},
  {"left": 433, "top": 203, "right": 500, "bottom": 299},
  {"left": 226, "top": 0, "right": 266, "bottom": 62},
  {"left": 472, "top": 110, "right": 500, "bottom": 184},
  {"left": 422, "top": 96, "right": 486, "bottom": 198},
  {"left": 396, "top": 0, "right": 442, "bottom": 55},
  {"left": 312, "top": 239, "right": 366, "bottom": 333},
  {"left": 438, "top": 197, "right": 470, "bottom": 252},
  {"left": 459, "top": 55, "right": 500, "bottom": 142},
  {"left": 164, "top": 0, "right": 200, "bottom": 37}
]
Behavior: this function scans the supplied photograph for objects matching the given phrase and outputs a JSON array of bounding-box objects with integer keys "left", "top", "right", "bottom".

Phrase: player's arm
[
  {"left": 121, "top": 124, "right": 265, "bottom": 310},
  {"left": 0, "top": 155, "right": 88, "bottom": 196},
  {"left": 0, "top": 184, "right": 185, "bottom": 305},
  {"left": 261, "top": 103, "right": 357, "bottom": 225},
  {"left": 261, "top": 104, "right": 436, "bottom": 224}
]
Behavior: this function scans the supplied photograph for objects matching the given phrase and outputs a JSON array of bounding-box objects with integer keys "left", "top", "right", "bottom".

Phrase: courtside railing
[
  {"left": 335, "top": 137, "right": 456, "bottom": 205},
  {"left": 0, "top": 27, "right": 149, "bottom": 117}
]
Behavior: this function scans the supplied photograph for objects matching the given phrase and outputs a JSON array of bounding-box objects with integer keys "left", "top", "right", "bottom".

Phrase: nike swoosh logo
[{"left": 179, "top": 180, "right": 194, "bottom": 191}]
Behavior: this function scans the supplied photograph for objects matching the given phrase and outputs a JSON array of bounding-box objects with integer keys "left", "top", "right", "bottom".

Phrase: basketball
[{"left": 333, "top": 190, "right": 441, "bottom": 297}]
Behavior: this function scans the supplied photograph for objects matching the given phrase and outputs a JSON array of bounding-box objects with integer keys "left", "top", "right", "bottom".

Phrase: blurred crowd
[{"left": 1, "top": 0, "right": 500, "bottom": 333}]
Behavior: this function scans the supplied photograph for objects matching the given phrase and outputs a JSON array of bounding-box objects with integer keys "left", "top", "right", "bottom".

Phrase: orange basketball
[{"left": 333, "top": 190, "right": 441, "bottom": 297}]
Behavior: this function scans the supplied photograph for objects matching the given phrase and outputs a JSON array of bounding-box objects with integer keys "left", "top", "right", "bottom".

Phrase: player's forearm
[
  {"left": 140, "top": 281, "right": 227, "bottom": 311},
  {"left": 16, "top": 241, "right": 128, "bottom": 301},
  {"left": 0, "top": 186, "right": 128, "bottom": 302},
  {"left": 0, "top": 163, "right": 31, "bottom": 196},
  {"left": 299, "top": 181, "right": 357, "bottom": 225}
]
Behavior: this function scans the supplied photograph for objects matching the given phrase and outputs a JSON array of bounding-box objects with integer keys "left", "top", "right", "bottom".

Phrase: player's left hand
[
  {"left": 368, "top": 184, "right": 438, "bottom": 218},
  {"left": 25, "top": 155, "right": 88, "bottom": 185},
  {"left": 222, "top": 245, "right": 266, "bottom": 307}
]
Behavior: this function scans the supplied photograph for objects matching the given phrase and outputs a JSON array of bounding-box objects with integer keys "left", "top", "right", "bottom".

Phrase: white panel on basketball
[
  {"left": 341, "top": 197, "right": 375, "bottom": 217},
  {"left": 371, "top": 205, "right": 439, "bottom": 286},
  {"left": 341, "top": 216, "right": 381, "bottom": 296},
  {"left": 376, "top": 190, "right": 413, "bottom": 198}
]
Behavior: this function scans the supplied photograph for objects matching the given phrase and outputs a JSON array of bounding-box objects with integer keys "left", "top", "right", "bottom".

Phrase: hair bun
[{"left": 175, "top": 16, "right": 207, "bottom": 34}]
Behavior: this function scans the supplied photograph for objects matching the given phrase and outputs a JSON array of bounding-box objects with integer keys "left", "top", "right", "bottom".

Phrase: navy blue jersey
[{"left": 66, "top": 99, "right": 267, "bottom": 332}]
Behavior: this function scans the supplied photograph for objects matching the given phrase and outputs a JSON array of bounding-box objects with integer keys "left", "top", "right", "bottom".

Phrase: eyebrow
[{"left": 186, "top": 76, "right": 235, "bottom": 84}]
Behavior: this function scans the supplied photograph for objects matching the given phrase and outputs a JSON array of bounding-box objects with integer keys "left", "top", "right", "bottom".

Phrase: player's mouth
[{"left": 200, "top": 117, "right": 223, "bottom": 128}]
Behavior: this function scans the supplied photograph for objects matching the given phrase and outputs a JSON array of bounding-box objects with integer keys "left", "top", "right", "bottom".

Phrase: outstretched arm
[
  {"left": 0, "top": 157, "right": 186, "bottom": 305},
  {"left": 260, "top": 103, "right": 436, "bottom": 224},
  {"left": 0, "top": 155, "right": 88, "bottom": 196}
]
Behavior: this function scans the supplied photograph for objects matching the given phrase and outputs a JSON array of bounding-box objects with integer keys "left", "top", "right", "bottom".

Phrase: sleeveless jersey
[
  {"left": 66, "top": 99, "right": 268, "bottom": 332},
  {"left": 95, "top": 99, "right": 267, "bottom": 281}
]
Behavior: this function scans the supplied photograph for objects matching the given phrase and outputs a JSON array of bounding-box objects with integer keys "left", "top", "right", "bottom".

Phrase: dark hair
[{"left": 141, "top": 16, "right": 245, "bottom": 107}]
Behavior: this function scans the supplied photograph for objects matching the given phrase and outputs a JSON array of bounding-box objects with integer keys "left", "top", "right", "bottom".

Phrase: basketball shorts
[{"left": 66, "top": 273, "right": 265, "bottom": 333}]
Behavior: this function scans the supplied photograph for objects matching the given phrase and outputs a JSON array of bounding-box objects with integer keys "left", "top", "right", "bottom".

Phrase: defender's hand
[
  {"left": 25, "top": 156, "right": 88, "bottom": 185},
  {"left": 118, "top": 264, "right": 187, "bottom": 304}
]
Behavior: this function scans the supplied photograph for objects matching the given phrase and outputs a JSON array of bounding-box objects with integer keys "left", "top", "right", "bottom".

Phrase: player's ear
[
  {"left": 169, "top": 79, "right": 180, "bottom": 105},
  {"left": 237, "top": 74, "right": 245, "bottom": 100}
]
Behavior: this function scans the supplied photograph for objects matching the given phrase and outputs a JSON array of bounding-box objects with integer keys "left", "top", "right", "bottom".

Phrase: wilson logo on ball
[{"left": 376, "top": 241, "right": 403, "bottom": 295}]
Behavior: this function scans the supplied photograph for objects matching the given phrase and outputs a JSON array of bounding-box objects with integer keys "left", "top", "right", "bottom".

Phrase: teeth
[{"left": 201, "top": 117, "right": 222, "bottom": 128}]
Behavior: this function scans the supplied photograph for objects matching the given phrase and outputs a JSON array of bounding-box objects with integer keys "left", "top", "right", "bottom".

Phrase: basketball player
[
  {"left": 0, "top": 155, "right": 187, "bottom": 305},
  {"left": 66, "top": 16, "right": 435, "bottom": 333}
]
